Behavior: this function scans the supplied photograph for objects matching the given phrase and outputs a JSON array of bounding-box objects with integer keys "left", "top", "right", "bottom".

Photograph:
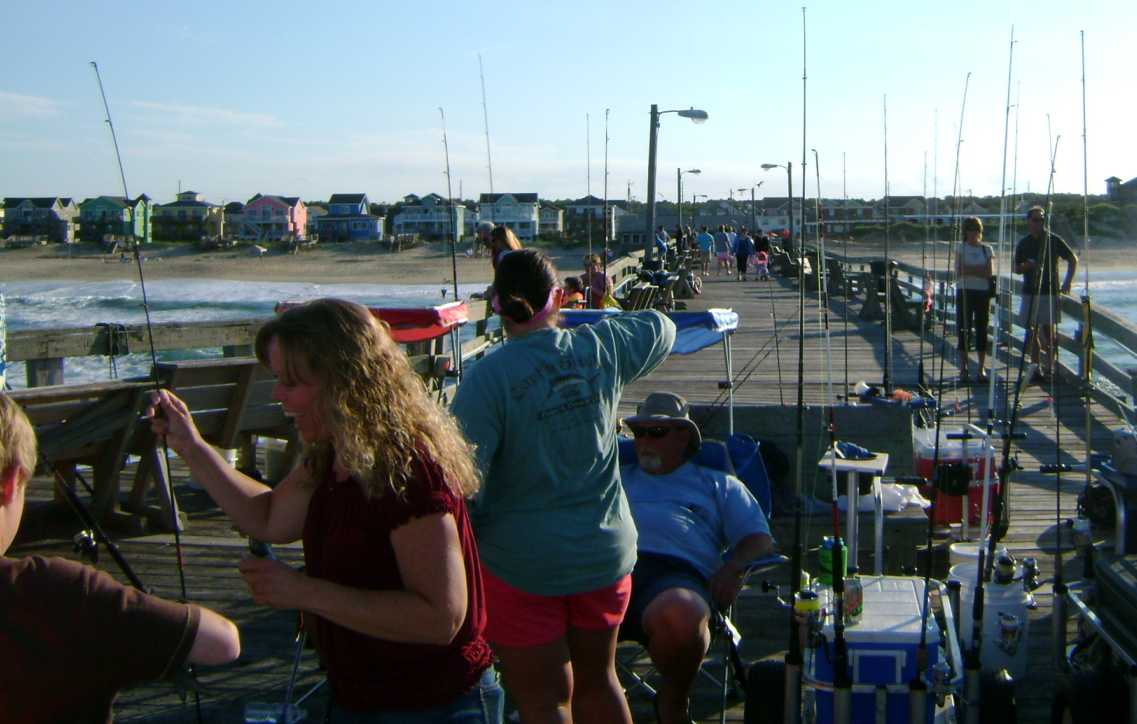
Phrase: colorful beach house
[
  {"left": 314, "top": 193, "right": 383, "bottom": 242},
  {"left": 392, "top": 193, "right": 466, "bottom": 240},
  {"left": 2, "top": 197, "right": 79, "bottom": 243},
  {"left": 477, "top": 193, "right": 540, "bottom": 242},
  {"left": 152, "top": 191, "right": 224, "bottom": 241},
  {"left": 77, "top": 195, "right": 152, "bottom": 243},
  {"left": 241, "top": 195, "right": 307, "bottom": 241}
]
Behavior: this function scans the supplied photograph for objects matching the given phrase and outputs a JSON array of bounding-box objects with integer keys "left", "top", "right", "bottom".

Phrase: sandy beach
[{"left": 1, "top": 237, "right": 1133, "bottom": 286}]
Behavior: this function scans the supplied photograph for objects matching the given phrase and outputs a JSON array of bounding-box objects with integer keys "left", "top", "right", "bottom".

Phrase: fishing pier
[{"left": 8, "top": 249, "right": 1137, "bottom": 723}]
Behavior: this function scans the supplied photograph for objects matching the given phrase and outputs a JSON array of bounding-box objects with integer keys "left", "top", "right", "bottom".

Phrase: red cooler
[{"left": 913, "top": 427, "right": 999, "bottom": 525}]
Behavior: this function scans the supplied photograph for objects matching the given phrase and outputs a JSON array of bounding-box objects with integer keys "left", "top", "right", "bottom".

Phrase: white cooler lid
[{"left": 819, "top": 576, "right": 934, "bottom": 643}]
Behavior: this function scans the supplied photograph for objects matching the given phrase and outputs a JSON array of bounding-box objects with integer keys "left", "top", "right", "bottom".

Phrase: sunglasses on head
[{"left": 631, "top": 425, "right": 675, "bottom": 439}]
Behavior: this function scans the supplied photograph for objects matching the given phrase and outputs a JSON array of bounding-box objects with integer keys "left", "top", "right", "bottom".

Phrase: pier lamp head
[
  {"left": 687, "top": 169, "right": 701, "bottom": 175},
  {"left": 761, "top": 164, "right": 779, "bottom": 170},
  {"left": 677, "top": 108, "right": 708, "bottom": 124}
]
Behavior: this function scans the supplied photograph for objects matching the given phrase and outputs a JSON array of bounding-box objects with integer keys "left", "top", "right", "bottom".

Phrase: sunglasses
[{"left": 630, "top": 425, "right": 675, "bottom": 439}]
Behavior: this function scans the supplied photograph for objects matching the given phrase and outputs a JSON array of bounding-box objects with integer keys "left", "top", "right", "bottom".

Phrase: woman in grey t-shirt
[{"left": 955, "top": 216, "right": 995, "bottom": 383}]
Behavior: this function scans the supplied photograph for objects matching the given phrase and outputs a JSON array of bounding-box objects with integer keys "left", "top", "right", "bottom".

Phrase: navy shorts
[{"left": 620, "top": 552, "right": 714, "bottom": 645}]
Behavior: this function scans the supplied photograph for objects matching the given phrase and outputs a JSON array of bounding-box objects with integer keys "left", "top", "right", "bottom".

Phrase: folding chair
[{"left": 614, "top": 437, "right": 788, "bottom": 723}]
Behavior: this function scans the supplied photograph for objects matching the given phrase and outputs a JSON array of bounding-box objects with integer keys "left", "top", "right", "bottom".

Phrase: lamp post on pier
[
  {"left": 645, "top": 105, "right": 707, "bottom": 264},
  {"left": 678, "top": 168, "right": 700, "bottom": 244},
  {"left": 738, "top": 182, "right": 763, "bottom": 233}
]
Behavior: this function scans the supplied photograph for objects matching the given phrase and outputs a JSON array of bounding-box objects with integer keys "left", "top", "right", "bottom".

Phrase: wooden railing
[{"left": 804, "top": 242, "right": 1137, "bottom": 417}]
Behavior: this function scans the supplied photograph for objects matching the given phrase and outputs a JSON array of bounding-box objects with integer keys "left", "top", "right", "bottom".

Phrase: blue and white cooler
[{"left": 808, "top": 576, "right": 945, "bottom": 724}]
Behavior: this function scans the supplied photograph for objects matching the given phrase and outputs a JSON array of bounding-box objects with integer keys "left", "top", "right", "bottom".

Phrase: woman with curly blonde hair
[{"left": 149, "top": 298, "right": 502, "bottom": 723}]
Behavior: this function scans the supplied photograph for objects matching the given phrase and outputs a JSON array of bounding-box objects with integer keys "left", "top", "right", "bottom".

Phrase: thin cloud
[
  {"left": 131, "top": 101, "right": 284, "bottom": 129},
  {"left": 0, "top": 91, "right": 62, "bottom": 119}
]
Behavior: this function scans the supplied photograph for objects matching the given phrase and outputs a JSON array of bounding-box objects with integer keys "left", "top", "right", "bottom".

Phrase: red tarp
[{"left": 275, "top": 301, "right": 468, "bottom": 344}]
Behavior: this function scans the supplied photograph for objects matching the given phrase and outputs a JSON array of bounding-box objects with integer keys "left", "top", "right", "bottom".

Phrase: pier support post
[{"left": 26, "top": 357, "right": 63, "bottom": 387}]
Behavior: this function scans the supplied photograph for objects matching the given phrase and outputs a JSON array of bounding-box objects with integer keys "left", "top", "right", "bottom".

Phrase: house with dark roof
[
  {"left": 539, "top": 201, "right": 563, "bottom": 235},
  {"left": 561, "top": 196, "right": 629, "bottom": 241},
  {"left": 3, "top": 197, "right": 80, "bottom": 243},
  {"left": 1106, "top": 176, "right": 1137, "bottom": 207},
  {"left": 240, "top": 194, "right": 307, "bottom": 241},
  {"left": 392, "top": 193, "right": 465, "bottom": 240},
  {"left": 153, "top": 191, "right": 223, "bottom": 240},
  {"left": 477, "top": 193, "right": 541, "bottom": 242},
  {"left": 314, "top": 193, "right": 383, "bottom": 241},
  {"left": 77, "top": 195, "right": 152, "bottom": 243}
]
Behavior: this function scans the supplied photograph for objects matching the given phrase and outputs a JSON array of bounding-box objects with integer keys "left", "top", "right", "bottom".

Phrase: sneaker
[
  {"left": 960, "top": 371, "right": 970, "bottom": 384},
  {"left": 976, "top": 371, "right": 989, "bottom": 383}
]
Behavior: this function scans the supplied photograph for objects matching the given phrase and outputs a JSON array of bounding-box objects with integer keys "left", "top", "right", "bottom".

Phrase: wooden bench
[
  {"left": 10, "top": 379, "right": 155, "bottom": 531},
  {"left": 121, "top": 358, "right": 299, "bottom": 531}
]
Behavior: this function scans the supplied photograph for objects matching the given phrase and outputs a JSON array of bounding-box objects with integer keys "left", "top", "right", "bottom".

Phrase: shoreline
[{"left": 1, "top": 238, "right": 1134, "bottom": 287}]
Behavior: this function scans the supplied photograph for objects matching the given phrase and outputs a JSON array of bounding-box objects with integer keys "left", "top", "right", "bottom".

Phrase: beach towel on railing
[{"left": 559, "top": 309, "right": 738, "bottom": 356}]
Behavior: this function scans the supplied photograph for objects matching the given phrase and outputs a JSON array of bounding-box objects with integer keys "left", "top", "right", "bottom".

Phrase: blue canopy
[{"left": 558, "top": 309, "right": 738, "bottom": 355}]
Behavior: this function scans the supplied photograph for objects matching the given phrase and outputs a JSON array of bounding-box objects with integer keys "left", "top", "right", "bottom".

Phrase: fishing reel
[{"left": 73, "top": 530, "right": 98, "bottom": 564}]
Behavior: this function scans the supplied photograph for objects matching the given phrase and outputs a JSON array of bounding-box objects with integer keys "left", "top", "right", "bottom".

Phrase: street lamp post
[
  {"left": 678, "top": 168, "right": 700, "bottom": 244},
  {"left": 646, "top": 104, "right": 707, "bottom": 263},
  {"left": 738, "top": 182, "right": 764, "bottom": 232},
  {"left": 761, "top": 164, "right": 793, "bottom": 252}
]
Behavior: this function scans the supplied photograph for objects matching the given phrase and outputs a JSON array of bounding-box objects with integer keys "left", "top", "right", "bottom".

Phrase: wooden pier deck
[{"left": 12, "top": 266, "right": 1127, "bottom": 723}]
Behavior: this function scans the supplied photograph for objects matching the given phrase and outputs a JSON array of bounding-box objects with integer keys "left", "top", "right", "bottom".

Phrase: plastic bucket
[
  {"left": 188, "top": 447, "right": 236, "bottom": 489},
  {"left": 264, "top": 438, "right": 291, "bottom": 482},
  {"left": 948, "top": 563, "right": 1031, "bottom": 680},
  {"left": 949, "top": 541, "right": 1009, "bottom": 570}
]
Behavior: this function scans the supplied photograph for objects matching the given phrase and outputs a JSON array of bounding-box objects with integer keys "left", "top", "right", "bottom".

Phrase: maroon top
[
  {"left": 303, "top": 452, "right": 493, "bottom": 712},
  {"left": 0, "top": 556, "right": 199, "bottom": 724}
]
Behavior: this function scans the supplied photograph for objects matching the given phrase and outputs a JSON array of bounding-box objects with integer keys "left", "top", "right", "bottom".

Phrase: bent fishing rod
[{"left": 92, "top": 60, "right": 203, "bottom": 721}]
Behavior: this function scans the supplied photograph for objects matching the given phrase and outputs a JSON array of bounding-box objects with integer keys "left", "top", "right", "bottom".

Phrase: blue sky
[{"left": 2, "top": 0, "right": 1133, "bottom": 207}]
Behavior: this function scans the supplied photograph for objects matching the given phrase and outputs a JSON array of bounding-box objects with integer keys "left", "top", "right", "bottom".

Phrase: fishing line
[{"left": 91, "top": 60, "right": 201, "bottom": 722}]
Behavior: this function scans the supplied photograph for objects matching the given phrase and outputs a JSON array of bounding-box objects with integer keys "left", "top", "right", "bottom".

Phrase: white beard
[{"left": 637, "top": 449, "right": 663, "bottom": 472}]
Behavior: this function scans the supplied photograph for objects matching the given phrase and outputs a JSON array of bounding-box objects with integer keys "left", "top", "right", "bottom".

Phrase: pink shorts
[{"left": 481, "top": 564, "right": 632, "bottom": 648}]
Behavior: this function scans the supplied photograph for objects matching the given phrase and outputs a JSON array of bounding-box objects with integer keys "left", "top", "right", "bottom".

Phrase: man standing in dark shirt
[{"left": 1013, "top": 206, "right": 1077, "bottom": 380}]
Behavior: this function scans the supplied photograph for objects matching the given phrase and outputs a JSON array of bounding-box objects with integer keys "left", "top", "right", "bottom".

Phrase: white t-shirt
[{"left": 958, "top": 243, "right": 993, "bottom": 291}]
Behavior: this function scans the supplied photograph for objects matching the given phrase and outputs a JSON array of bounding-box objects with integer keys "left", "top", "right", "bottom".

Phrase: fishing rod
[
  {"left": 586, "top": 113, "right": 592, "bottom": 263},
  {"left": 919, "top": 151, "right": 929, "bottom": 391},
  {"left": 882, "top": 95, "right": 893, "bottom": 395},
  {"left": 785, "top": 9, "right": 809, "bottom": 722},
  {"left": 842, "top": 152, "right": 849, "bottom": 403},
  {"left": 948, "top": 74, "right": 971, "bottom": 395},
  {"left": 1078, "top": 26, "right": 1094, "bottom": 525},
  {"left": 604, "top": 109, "right": 610, "bottom": 284},
  {"left": 438, "top": 108, "right": 465, "bottom": 387},
  {"left": 814, "top": 147, "right": 854, "bottom": 724},
  {"left": 477, "top": 53, "right": 494, "bottom": 206},
  {"left": 92, "top": 60, "right": 202, "bottom": 722}
]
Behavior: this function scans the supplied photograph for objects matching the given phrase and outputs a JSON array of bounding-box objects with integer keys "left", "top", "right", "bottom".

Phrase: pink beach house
[{"left": 241, "top": 194, "right": 307, "bottom": 241}]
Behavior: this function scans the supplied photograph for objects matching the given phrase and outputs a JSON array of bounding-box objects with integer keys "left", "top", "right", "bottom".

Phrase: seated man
[
  {"left": 0, "top": 393, "right": 241, "bottom": 723},
  {"left": 620, "top": 392, "right": 773, "bottom": 724}
]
